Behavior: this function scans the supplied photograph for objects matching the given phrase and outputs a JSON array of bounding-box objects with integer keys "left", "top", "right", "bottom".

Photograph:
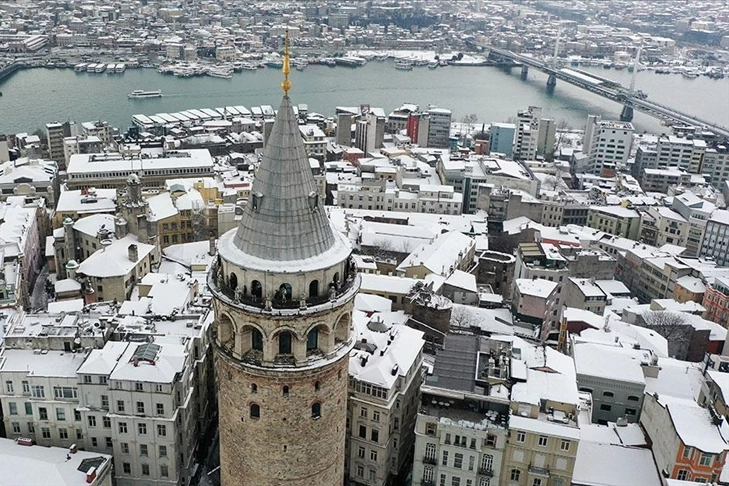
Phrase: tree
[
  {"left": 553, "top": 119, "right": 573, "bottom": 155},
  {"left": 450, "top": 305, "right": 477, "bottom": 329},
  {"left": 460, "top": 113, "right": 478, "bottom": 146},
  {"left": 642, "top": 311, "right": 692, "bottom": 359},
  {"left": 541, "top": 162, "right": 568, "bottom": 192}
]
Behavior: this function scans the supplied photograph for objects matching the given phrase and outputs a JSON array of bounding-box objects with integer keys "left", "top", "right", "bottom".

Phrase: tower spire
[{"left": 281, "top": 29, "right": 291, "bottom": 97}]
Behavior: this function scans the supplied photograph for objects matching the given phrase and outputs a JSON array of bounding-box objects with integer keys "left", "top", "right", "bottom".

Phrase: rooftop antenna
[{"left": 281, "top": 29, "right": 291, "bottom": 97}]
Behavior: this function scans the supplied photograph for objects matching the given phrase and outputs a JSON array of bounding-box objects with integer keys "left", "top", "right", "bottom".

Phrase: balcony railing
[
  {"left": 423, "top": 456, "right": 437, "bottom": 465},
  {"left": 528, "top": 464, "right": 550, "bottom": 476},
  {"left": 209, "top": 257, "right": 358, "bottom": 311},
  {"left": 478, "top": 467, "right": 493, "bottom": 477},
  {"left": 421, "top": 480, "right": 435, "bottom": 486}
]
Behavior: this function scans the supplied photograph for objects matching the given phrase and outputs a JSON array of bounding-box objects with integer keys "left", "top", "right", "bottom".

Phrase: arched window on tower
[
  {"left": 251, "top": 280, "right": 262, "bottom": 299},
  {"left": 251, "top": 329, "right": 263, "bottom": 351},
  {"left": 229, "top": 272, "right": 238, "bottom": 291},
  {"left": 307, "top": 328, "right": 319, "bottom": 352},
  {"left": 251, "top": 383, "right": 258, "bottom": 394},
  {"left": 283, "top": 385, "right": 290, "bottom": 397},
  {"left": 311, "top": 402, "right": 321, "bottom": 419},
  {"left": 250, "top": 403, "right": 260, "bottom": 419},
  {"left": 333, "top": 272, "right": 340, "bottom": 289},
  {"left": 309, "top": 280, "right": 319, "bottom": 298},
  {"left": 278, "top": 331, "right": 292, "bottom": 355}
]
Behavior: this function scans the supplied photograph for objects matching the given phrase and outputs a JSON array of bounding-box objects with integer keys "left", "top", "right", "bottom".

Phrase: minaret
[{"left": 210, "top": 31, "right": 358, "bottom": 486}]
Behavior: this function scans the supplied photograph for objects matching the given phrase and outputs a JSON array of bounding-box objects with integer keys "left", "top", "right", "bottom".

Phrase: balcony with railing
[
  {"left": 209, "top": 257, "right": 359, "bottom": 316},
  {"left": 528, "top": 464, "right": 550, "bottom": 476},
  {"left": 478, "top": 467, "right": 493, "bottom": 477},
  {"left": 423, "top": 455, "right": 437, "bottom": 466}
]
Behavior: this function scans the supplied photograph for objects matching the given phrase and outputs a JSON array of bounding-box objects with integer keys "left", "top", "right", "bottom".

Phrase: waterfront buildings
[
  {"left": 700, "top": 210, "right": 729, "bottom": 267},
  {"left": 582, "top": 116, "right": 634, "bottom": 177},
  {"left": 489, "top": 122, "right": 516, "bottom": 157}
]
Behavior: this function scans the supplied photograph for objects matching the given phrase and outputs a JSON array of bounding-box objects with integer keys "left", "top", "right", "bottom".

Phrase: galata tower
[{"left": 209, "top": 32, "right": 358, "bottom": 486}]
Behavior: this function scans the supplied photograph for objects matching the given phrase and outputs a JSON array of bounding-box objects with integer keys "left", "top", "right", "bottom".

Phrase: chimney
[
  {"left": 86, "top": 467, "right": 97, "bottom": 484},
  {"left": 208, "top": 235, "right": 216, "bottom": 256},
  {"left": 128, "top": 244, "right": 139, "bottom": 262}
]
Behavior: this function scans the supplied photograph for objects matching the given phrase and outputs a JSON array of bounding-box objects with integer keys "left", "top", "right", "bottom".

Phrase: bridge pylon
[
  {"left": 620, "top": 104, "right": 634, "bottom": 122},
  {"left": 547, "top": 73, "right": 557, "bottom": 87},
  {"left": 521, "top": 64, "right": 529, "bottom": 79}
]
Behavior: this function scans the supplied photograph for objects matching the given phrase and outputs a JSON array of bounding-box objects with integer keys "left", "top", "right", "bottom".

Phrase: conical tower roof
[{"left": 232, "top": 95, "right": 336, "bottom": 262}]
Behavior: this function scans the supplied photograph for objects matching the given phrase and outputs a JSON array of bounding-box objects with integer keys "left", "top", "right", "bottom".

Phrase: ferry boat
[
  {"left": 240, "top": 62, "right": 258, "bottom": 71},
  {"left": 207, "top": 67, "right": 233, "bottom": 79},
  {"left": 115, "top": 63, "right": 126, "bottom": 73},
  {"left": 395, "top": 61, "right": 413, "bottom": 71},
  {"left": 106, "top": 63, "right": 116, "bottom": 74},
  {"left": 128, "top": 89, "right": 162, "bottom": 99},
  {"left": 95, "top": 64, "right": 106, "bottom": 73},
  {"left": 86, "top": 63, "right": 97, "bottom": 72},
  {"left": 74, "top": 63, "right": 87, "bottom": 72}
]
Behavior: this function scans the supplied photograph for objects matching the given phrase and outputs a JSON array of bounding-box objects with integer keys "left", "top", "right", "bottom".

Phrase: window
[
  {"left": 278, "top": 331, "right": 292, "bottom": 354},
  {"left": 155, "top": 384, "right": 163, "bottom": 393},
  {"left": 102, "top": 416, "right": 111, "bottom": 428},
  {"left": 371, "top": 429, "right": 379, "bottom": 443},
  {"left": 8, "top": 402, "right": 17, "bottom": 415},
  {"left": 440, "top": 474, "right": 447, "bottom": 486},
  {"left": 481, "top": 454, "right": 493, "bottom": 471},
  {"left": 5, "top": 381, "right": 13, "bottom": 393},
  {"left": 538, "top": 436, "right": 548, "bottom": 447},
  {"left": 56, "top": 408, "right": 65, "bottom": 421},
  {"left": 122, "top": 463, "right": 131, "bottom": 474},
  {"left": 560, "top": 439, "right": 570, "bottom": 451},
  {"left": 250, "top": 403, "right": 260, "bottom": 419},
  {"left": 24, "top": 403, "right": 32, "bottom": 415},
  {"left": 121, "top": 443, "right": 129, "bottom": 454},
  {"left": 119, "top": 422, "right": 128, "bottom": 433},
  {"left": 600, "top": 404, "right": 612, "bottom": 411},
  {"left": 138, "top": 423, "right": 147, "bottom": 435},
  {"left": 41, "top": 427, "right": 51, "bottom": 439},
  {"left": 442, "top": 450, "right": 449, "bottom": 466},
  {"left": 312, "top": 402, "right": 321, "bottom": 419},
  {"left": 22, "top": 381, "right": 29, "bottom": 394},
  {"left": 314, "top": 381, "right": 320, "bottom": 392},
  {"left": 683, "top": 446, "right": 693, "bottom": 459},
  {"left": 516, "top": 431, "right": 525, "bottom": 443},
  {"left": 74, "top": 410, "right": 81, "bottom": 421},
  {"left": 140, "top": 444, "right": 148, "bottom": 456},
  {"left": 135, "top": 383, "right": 144, "bottom": 392},
  {"left": 451, "top": 478, "right": 461, "bottom": 486},
  {"left": 468, "top": 455, "right": 475, "bottom": 471},
  {"left": 251, "top": 384, "right": 258, "bottom": 394},
  {"left": 283, "top": 385, "right": 290, "bottom": 396},
  {"left": 141, "top": 464, "right": 150, "bottom": 476},
  {"left": 700, "top": 453, "right": 713, "bottom": 466},
  {"left": 88, "top": 415, "right": 96, "bottom": 427},
  {"left": 358, "top": 446, "right": 365, "bottom": 458},
  {"left": 627, "top": 395, "right": 640, "bottom": 402},
  {"left": 53, "top": 387, "right": 78, "bottom": 400},
  {"left": 510, "top": 469, "right": 521, "bottom": 481},
  {"left": 117, "top": 400, "right": 125, "bottom": 413},
  {"left": 602, "top": 391, "right": 614, "bottom": 398},
  {"left": 11, "top": 422, "right": 20, "bottom": 434},
  {"left": 677, "top": 470, "right": 690, "bottom": 481},
  {"left": 59, "top": 428, "right": 69, "bottom": 440},
  {"left": 155, "top": 403, "right": 163, "bottom": 416},
  {"left": 157, "top": 424, "right": 167, "bottom": 437},
  {"left": 359, "top": 425, "right": 367, "bottom": 438},
  {"left": 159, "top": 445, "right": 167, "bottom": 457},
  {"left": 370, "top": 450, "right": 378, "bottom": 461},
  {"left": 454, "top": 453, "right": 463, "bottom": 469},
  {"left": 101, "top": 395, "right": 109, "bottom": 409},
  {"left": 360, "top": 407, "right": 368, "bottom": 418},
  {"left": 252, "top": 329, "right": 263, "bottom": 350},
  {"left": 532, "top": 480, "right": 542, "bottom": 486},
  {"left": 478, "top": 478, "right": 490, "bottom": 486},
  {"left": 625, "top": 408, "right": 637, "bottom": 416},
  {"left": 373, "top": 411, "right": 380, "bottom": 422},
  {"left": 136, "top": 402, "right": 145, "bottom": 414},
  {"left": 105, "top": 437, "right": 112, "bottom": 448},
  {"left": 31, "top": 385, "right": 45, "bottom": 398},
  {"left": 160, "top": 465, "right": 169, "bottom": 478}
]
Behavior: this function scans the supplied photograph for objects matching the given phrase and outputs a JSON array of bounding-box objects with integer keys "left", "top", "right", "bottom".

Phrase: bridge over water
[{"left": 487, "top": 46, "right": 729, "bottom": 139}]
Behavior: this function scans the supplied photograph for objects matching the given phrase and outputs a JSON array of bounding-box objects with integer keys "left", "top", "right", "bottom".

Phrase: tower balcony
[{"left": 208, "top": 257, "right": 359, "bottom": 316}]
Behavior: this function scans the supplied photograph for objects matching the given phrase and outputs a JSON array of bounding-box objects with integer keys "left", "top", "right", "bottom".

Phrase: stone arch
[
  {"left": 334, "top": 313, "right": 350, "bottom": 343},
  {"left": 218, "top": 313, "right": 235, "bottom": 349},
  {"left": 239, "top": 323, "right": 266, "bottom": 355},
  {"left": 251, "top": 280, "right": 262, "bottom": 299},
  {"left": 276, "top": 330, "right": 293, "bottom": 355},
  {"left": 309, "top": 279, "right": 319, "bottom": 298},
  {"left": 229, "top": 272, "right": 238, "bottom": 290},
  {"left": 305, "top": 322, "right": 332, "bottom": 354}
]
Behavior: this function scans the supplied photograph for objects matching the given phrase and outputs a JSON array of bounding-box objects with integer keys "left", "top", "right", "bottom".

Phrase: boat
[
  {"left": 95, "top": 64, "right": 106, "bottom": 73},
  {"left": 74, "top": 63, "right": 87, "bottom": 72},
  {"left": 613, "top": 62, "right": 627, "bottom": 70},
  {"left": 128, "top": 89, "right": 162, "bottom": 99},
  {"left": 682, "top": 69, "right": 699, "bottom": 79},
  {"left": 428, "top": 61, "right": 438, "bottom": 69},
  {"left": 86, "top": 63, "right": 97, "bottom": 72},
  {"left": 395, "top": 61, "right": 413, "bottom": 71},
  {"left": 115, "top": 63, "right": 126, "bottom": 73},
  {"left": 240, "top": 62, "right": 258, "bottom": 71},
  {"left": 207, "top": 67, "right": 233, "bottom": 79},
  {"left": 602, "top": 61, "right": 613, "bottom": 69}
]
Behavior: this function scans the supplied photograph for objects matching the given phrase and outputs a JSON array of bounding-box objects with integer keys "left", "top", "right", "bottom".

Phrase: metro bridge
[{"left": 487, "top": 46, "right": 729, "bottom": 139}]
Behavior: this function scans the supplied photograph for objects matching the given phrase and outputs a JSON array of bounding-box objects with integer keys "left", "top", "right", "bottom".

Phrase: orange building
[{"left": 703, "top": 277, "right": 729, "bottom": 328}]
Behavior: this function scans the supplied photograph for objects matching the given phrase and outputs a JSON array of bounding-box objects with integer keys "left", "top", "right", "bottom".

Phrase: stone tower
[{"left": 210, "top": 34, "right": 358, "bottom": 486}]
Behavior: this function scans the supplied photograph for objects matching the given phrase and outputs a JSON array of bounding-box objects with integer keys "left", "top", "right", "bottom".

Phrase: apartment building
[
  {"left": 703, "top": 277, "right": 729, "bottom": 328},
  {"left": 582, "top": 116, "right": 634, "bottom": 177},
  {"left": 513, "top": 278, "right": 560, "bottom": 329},
  {"left": 338, "top": 180, "right": 463, "bottom": 215},
  {"left": 346, "top": 315, "right": 425, "bottom": 486},
  {"left": 672, "top": 192, "right": 715, "bottom": 257},
  {"left": 700, "top": 209, "right": 729, "bottom": 267},
  {"left": 514, "top": 106, "right": 541, "bottom": 161},
  {"left": 641, "top": 392, "right": 728, "bottom": 482},
  {"left": 640, "top": 168, "right": 697, "bottom": 193},
  {"left": 412, "top": 334, "right": 510, "bottom": 486},
  {"left": 563, "top": 278, "right": 607, "bottom": 315},
  {"left": 586, "top": 206, "right": 641, "bottom": 240},
  {"left": 633, "top": 134, "right": 706, "bottom": 176},
  {"left": 639, "top": 206, "right": 689, "bottom": 248},
  {"left": 299, "top": 124, "right": 328, "bottom": 159},
  {"left": 45, "top": 122, "right": 68, "bottom": 165},
  {"left": 489, "top": 123, "right": 516, "bottom": 157},
  {"left": 701, "top": 145, "right": 729, "bottom": 188}
]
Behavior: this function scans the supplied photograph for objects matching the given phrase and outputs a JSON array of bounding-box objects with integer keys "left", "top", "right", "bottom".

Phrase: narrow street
[{"left": 30, "top": 265, "right": 49, "bottom": 312}]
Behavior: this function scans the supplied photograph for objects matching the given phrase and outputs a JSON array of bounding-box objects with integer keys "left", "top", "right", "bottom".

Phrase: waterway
[{"left": 0, "top": 61, "right": 727, "bottom": 135}]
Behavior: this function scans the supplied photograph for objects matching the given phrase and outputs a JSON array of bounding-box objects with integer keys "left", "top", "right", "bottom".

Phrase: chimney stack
[{"left": 128, "top": 244, "right": 139, "bottom": 262}]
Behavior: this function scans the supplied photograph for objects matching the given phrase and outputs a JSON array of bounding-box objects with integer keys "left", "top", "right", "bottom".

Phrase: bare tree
[
  {"left": 460, "top": 113, "right": 478, "bottom": 146},
  {"left": 451, "top": 305, "right": 477, "bottom": 329},
  {"left": 542, "top": 162, "right": 568, "bottom": 192},
  {"left": 553, "top": 119, "right": 573, "bottom": 154},
  {"left": 642, "top": 311, "right": 692, "bottom": 359}
]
